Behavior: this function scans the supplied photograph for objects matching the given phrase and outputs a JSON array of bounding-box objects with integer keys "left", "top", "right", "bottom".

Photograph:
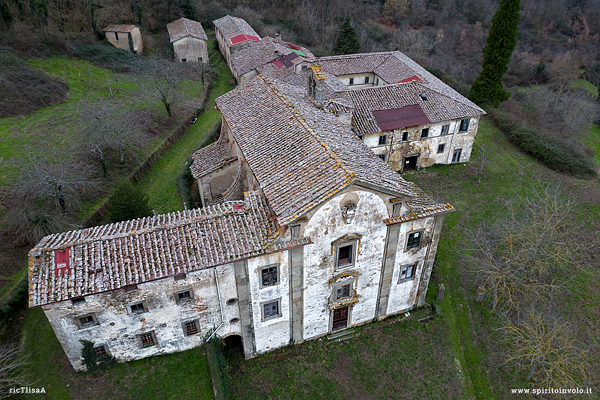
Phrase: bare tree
[
  {"left": 475, "top": 143, "right": 495, "bottom": 183},
  {"left": 0, "top": 338, "right": 30, "bottom": 399},
  {"left": 137, "top": 56, "right": 190, "bottom": 118},
  {"left": 463, "top": 185, "right": 583, "bottom": 311},
  {"left": 502, "top": 308, "right": 588, "bottom": 386}
]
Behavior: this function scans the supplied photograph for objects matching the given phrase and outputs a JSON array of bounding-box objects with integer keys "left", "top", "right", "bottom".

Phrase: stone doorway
[
  {"left": 223, "top": 335, "right": 244, "bottom": 361},
  {"left": 402, "top": 154, "right": 419, "bottom": 171},
  {"left": 332, "top": 306, "right": 349, "bottom": 331}
]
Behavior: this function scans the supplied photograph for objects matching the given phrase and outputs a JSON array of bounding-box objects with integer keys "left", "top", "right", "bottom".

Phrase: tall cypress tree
[
  {"left": 334, "top": 17, "right": 360, "bottom": 55},
  {"left": 468, "top": 0, "right": 521, "bottom": 107}
]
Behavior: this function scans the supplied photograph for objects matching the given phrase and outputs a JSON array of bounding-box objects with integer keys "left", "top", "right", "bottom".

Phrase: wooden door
[{"left": 332, "top": 306, "right": 349, "bottom": 331}]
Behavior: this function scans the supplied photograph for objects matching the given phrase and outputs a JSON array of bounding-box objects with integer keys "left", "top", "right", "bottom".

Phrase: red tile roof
[
  {"left": 230, "top": 34, "right": 260, "bottom": 45},
  {"left": 372, "top": 105, "right": 430, "bottom": 131},
  {"left": 213, "top": 15, "right": 260, "bottom": 48}
]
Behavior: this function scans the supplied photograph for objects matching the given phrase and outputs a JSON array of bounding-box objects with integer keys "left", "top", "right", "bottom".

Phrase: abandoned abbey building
[{"left": 28, "top": 18, "right": 473, "bottom": 370}]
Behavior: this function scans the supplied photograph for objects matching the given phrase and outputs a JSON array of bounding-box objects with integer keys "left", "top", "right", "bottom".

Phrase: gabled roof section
[
  {"left": 167, "top": 17, "right": 208, "bottom": 42},
  {"left": 103, "top": 24, "right": 137, "bottom": 33},
  {"left": 215, "top": 75, "right": 438, "bottom": 225},
  {"left": 28, "top": 192, "right": 311, "bottom": 307},
  {"left": 373, "top": 105, "right": 430, "bottom": 131},
  {"left": 230, "top": 37, "right": 313, "bottom": 77},
  {"left": 190, "top": 137, "right": 235, "bottom": 180},
  {"left": 348, "top": 82, "right": 485, "bottom": 135},
  {"left": 213, "top": 15, "right": 260, "bottom": 48}
]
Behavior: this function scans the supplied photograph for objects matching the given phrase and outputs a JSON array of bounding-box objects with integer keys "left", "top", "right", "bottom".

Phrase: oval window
[
  {"left": 230, "top": 318, "right": 240, "bottom": 324},
  {"left": 226, "top": 298, "right": 238, "bottom": 306}
]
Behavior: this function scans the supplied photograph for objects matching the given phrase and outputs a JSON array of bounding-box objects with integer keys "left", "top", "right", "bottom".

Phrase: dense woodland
[{"left": 0, "top": 0, "right": 599, "bottom": 396}]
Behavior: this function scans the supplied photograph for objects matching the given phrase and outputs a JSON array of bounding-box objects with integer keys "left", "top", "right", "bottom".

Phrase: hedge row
[{"left": 488, "top": 110, "right": 596, "bottom": 178}]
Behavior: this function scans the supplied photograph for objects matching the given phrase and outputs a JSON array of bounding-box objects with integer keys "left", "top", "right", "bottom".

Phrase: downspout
[
  {"left": 206, "top": 268, "right": 224, "bottom": 342},
  {"left": 446, "top": 121, "right": 457, "bottom": 164}
]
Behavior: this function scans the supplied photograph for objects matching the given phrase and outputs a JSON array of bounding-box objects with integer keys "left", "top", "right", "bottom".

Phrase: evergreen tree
[
  {"left": 468, "top": 0, "right": 521, "bottom": 107},
  {"left": 334, "top": 17, "right": 360, "bottom": 55},
  {"left": 106, "top": 178, "right": 152, "bottom": 223}
]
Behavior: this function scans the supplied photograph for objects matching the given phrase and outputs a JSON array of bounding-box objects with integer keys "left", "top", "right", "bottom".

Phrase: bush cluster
[
  {"left": 75, "top": 44, "right": 138, "bottom": 72},
  {"left": 488, "top": 110, "right": 596, "bottom": 178},
  {"left": 0, "top": 46, "right": 68, "bottom": 117}
]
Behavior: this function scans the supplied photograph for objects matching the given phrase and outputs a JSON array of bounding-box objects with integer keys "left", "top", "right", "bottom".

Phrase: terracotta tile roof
[
  {"left": 347, "top": 82, "right": 485, "bottom": 135},
  {"left": 213, "top": 15, "right": 260, "bottom": 48},
  {"left": 167, "top": 18, "right": 208, "bottom": 42},
  {"left": 372, "top": 104, "right": 430, "bottom": 131},
  {"left": 215, "top": 75, "right": 445, "bottom": 225},
  {"left": 230, "top": 37, "right": 313, "bottom": 77},
  {"left": 28, "top": 192, "right": 312, "bottom": 307},
  {"left": 190, "top": 137, "right": 235, "bottom": 180},
  {"left": 103, "top": 24, "right": 137, "bottom": 33}
]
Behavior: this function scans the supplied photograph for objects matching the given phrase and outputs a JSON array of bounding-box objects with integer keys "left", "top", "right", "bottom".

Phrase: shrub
[
  {"left": 106, "top": 178, "right": 153, "bottom": 223},
  {"left": 0, "top": 46, "right": 68, "bottom": 117},
  {"left": 80, "top": 339, "right": 118, "bottom": 372},
  {"left": 0, "top": 279, "right": 29, "bottom": 320},
  {"left": 488, "top": 110, "right": 596, "bottom": 178},
  {"left": 75, "top": 44, "right": 137, "bottom": 72}
]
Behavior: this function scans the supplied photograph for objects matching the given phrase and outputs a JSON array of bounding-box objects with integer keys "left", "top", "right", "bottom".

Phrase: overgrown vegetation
[
  {"left": 79, "top": 339, "right": 118, "bottom": 372},
  {"left": 106, "top": 178, "right": 152, "bottom": 223},
  {"left": 0, "top": 46, "right": 68, "bottom": 117},
  {"left": 205, "top": 335, "right": 230, "bottom": 400}
]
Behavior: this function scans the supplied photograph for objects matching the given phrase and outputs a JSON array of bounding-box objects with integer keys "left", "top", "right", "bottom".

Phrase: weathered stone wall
[
  {"left": 173, "top": 37, "right": 209, "bottom": 63},
  {"left": 105, "top": 28, "right": 143, "bottom": 54},
  {"left": 363, "top": 116, "right": 480, "bottom": 171},
  {"left": 42, "top": 265, "right": 241, "bottom": 370},
  {"left": 335, "top": 73, "right": 376, "bottom": 89},
  {"left": 301, "top": 186, "right": 390, "bottom": 339}
]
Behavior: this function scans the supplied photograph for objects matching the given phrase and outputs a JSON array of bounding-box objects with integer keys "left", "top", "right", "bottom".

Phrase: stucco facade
[{"left": 172, "top": 37, "right": 208, "bottom": 63}]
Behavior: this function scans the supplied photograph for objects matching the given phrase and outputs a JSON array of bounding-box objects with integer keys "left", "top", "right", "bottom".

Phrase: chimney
[{"left": 275, "top": 32, "right": 281, "bottom": 41}]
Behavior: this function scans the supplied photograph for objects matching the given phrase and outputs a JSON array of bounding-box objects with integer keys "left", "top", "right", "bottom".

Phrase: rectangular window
[
  {"left": 421, "top": 128, "right": 429, "bottom": 138},
  {"left": 452, "top": 149, "right": 462, "bottom": 163},
  {"left": 175, "top": 289, "right": 193, "bottom": 304},
  {"left": 290, "top": 225, "right": 300, "bottom": 238},
  {"left": 406, "top": 231, "right": 422, "bottom": 250},
  {"left": 123, "top": 284, "right": 138, "bottom": 293},
  {"left": 441, "top": 124, "right": 450, "bottom": 135},
  {"left": 183, "top": 320, "right": 200, "bottom": 336},
  {"left": 437, "top": 144, "right": 445, "bottom": 154},
  {"left": 401, "top": 132, "right": 408, "bottom": 142},
  {"left": 182, "top": 58, "right": 187, "bottom": 62},
  {"left": 378, "top": 154, "right": 386, "bottom": 161},
  {"left": 76, "top": 313, "right": 98, "bottom": 329},
  {"left": 349, "top": 78, "right": 354, "bottom": 85},
  {"left": 139, "top": 331, "right": 156, "bottom": 348},
  {"left": 365, "top": 76, "right": 369, "bottom": 84},
  {"left": 174, "top": 273, "right": 187, "bottom": 281},
  {"left": 337, "top": 244, "right": 353, "bottom": 267},
  {"left": 459, "top": 119, "right": 470, "bottom": 132},
  {"left": 378, "top": 135, "right": 387, "bottom": 145},
  {"left": 115, "top": 32, "right": 119, "bottom": 41},
  {"left": 392, "top": 202, "right": 402, "bottom": 216},
  {"left": 336, "top": 284, "right": 351, "bottom": 300},
  {"left": 376, "top": 78, "right": 379, "bottom": 85},
  {"left": 93, "top": 345, "right": 108, "bottom": 357},
  {"left": 399, "top": 264, "right": 416, "bottom": 281},
  {"left": 262, "top": 300, "right": 280, "bottom": 320},
  {"left": 71, "top": 297, "right": 86, "bottom": 306},
  {"left": 129, "top": 302, "right": 147, "bottom": 315},
  {"left": 261, "top": 265, "right": 278, "bottom": 287}
]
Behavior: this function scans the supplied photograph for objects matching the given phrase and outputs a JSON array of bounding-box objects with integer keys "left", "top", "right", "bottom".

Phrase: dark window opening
[
  {"left": 459, "top": 119, "right": 470, "bottom": 132},
  {"left": 174, "top": 273, "right": 187, "bottom": 281},
  {"left": 264, "top": 301, "right": 279, "bottom": 319},
  {"left": 421, "top": 128, "right": 429, "bottom": 138},
  {"left": 332, "top": 306, "right": 349, "bottom": 331},
  {"left": 349, "top": 78, "right": 354, "bottom": 85},
  {"left": 93, "top": 345, "right": 107, "bottom": 357},
  {"left": 115, "top": 32, "right": 119, "bottom": 41},
  {"left": 437, "top": 144, "right": 445, "bottom": 154},
  {"left": 441, "top": 124, "right": 450, "bottom": 135},
  {"left": 226, "top": 298, "right": 238, "bottom": 306},
  {"left": 184, "top": 320, "right": 199, "bottom": 335},
  {"left": 182, "top": 58, "right": 187, "bottom": 62},
  {"left": 71, "top": 297, "right": 85, "bottom": 305},
  {"left": 261, "top": 266, "right": 278, "bottom": 286},
  {"left": 401, "top": 132, "right": 408, "bottom": 141},
  {"left": 140, "top": 332, "right": 156, "bottom": 348},
  {"left": 378, "top": 154, "right": 386, "bottom": 161},
  {"left": 358, "top": 135, "right": 363, "bottom": 140},
  {"left": 400, "top": 264, "right": 415, "bottom": 281},
  {"left": 79, "top": 315, "right": 95, "bottom": 328},
  {"left": 224, "top": 335, "right": 244, "bottom": 361},
  {"left": 365, "top": 76, "right": 369, "bottom": 84},
  {"left": 176, "top": 290, "right": 192, "bottom": 304},
  {"left": 130, "top": 302, "right": 146, "bottom": 314},
  {"left": 403, "top": 154, "right": 419, "bottom": 171},
  {"left": 338, "top": 245, "right": 353, "bottom": 266},
  {"left": 123, "top": 284, "right": 138, "bottom": 293},
  {"left": 420, "top": 93, "right": 428, "bottom": 101},
  {"left": 336, "top": 284, "right": 351, "bottom": 300},
  {"left": 452, "top": 149, "right": 462, "bottom": 163},
  {"left": 376, "top": 78, "right": 379, "bottom": 85},
  {"left": 379, "top": 135, "right": 387, "bottom": 145},
  {"left": 407, "top": 232, "right": 421, "bottom": 249}
]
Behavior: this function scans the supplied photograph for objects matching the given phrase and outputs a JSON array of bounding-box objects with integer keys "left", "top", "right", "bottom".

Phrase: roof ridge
[{"left": 261, "top": 75, "right": 357, "bottom": 184}]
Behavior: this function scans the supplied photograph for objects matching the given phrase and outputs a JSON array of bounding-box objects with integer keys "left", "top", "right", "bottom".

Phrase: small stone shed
[{"left": 103, "top": 24, "right": 143, "bottom": 55}]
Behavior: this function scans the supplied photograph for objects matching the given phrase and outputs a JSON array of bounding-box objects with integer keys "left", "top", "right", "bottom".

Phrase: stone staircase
[{"left": 326, "top": 328, "right": 359, "bottom": 343}]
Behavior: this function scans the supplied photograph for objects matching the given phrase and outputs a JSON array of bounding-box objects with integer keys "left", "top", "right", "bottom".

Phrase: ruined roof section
[
  {"left": 213, "top": 15, "right": 260, "bottom": 48},
  {"left": 103, "top": 24, "right": 137, "bottom": 33},
  {"left": 190, "top": 137, "right": 235, "bottom": 180},
  {"left": 28, "top": 192, "right": 310, "bottom": 307},
  {"left": 216, "top": 77, "right": 354, "bottom": 225},
  {"left": 167, "top": 17, "right": 208, "bottom": 42},
  {"left": 347, "top": 82, "right": 485, "bottom": 135},
  {"left": 216, "top": 75, "right": 436, "bottom": 224}
]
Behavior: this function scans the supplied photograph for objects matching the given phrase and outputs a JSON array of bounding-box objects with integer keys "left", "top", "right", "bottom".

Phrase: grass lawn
[
  {"left": 16, "top": 307, "right": 214, "bottom": 400},
  {"left": 570, "top": 78, "right": 599, "bottom": 99},
  {"left": 586, "top": 124, "right": 600, "bottom": 167},
  {"left": 137, "top": 44, "right": 234, "bottom": 214}
]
